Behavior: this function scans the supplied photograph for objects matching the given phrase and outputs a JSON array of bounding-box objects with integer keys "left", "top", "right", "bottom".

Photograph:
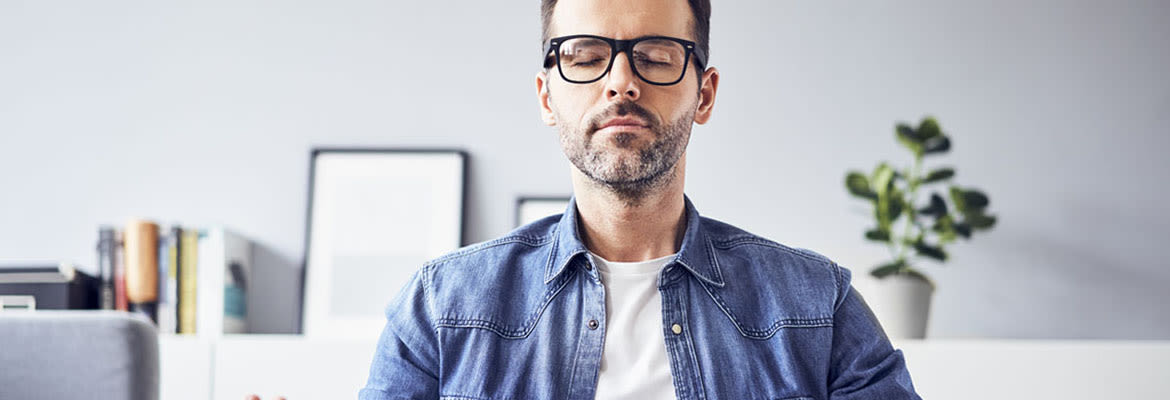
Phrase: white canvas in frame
[
  {"left": 516, "top": 197, "right": 571, "bottom": 227},
  {"left": 303, "top": 150, "right": 464, "bottom": 339}
]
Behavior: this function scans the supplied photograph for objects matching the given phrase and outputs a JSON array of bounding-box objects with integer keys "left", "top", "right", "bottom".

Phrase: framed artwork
[
  {"left": 515, "top": 196, "right": 572, "bottom": 227},
  {"left": 301, "top": 148, "right": 467, "bottom": 338}
]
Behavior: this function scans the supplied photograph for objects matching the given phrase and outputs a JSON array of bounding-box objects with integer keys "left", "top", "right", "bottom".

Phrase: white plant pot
[{"left": 866, "top": 274, "right": 934, "bottom": 339}]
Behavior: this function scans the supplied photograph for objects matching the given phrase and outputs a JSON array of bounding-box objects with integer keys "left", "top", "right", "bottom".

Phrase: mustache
[{"left": 587, "top": 101, "right": 659, "bottom": 133}]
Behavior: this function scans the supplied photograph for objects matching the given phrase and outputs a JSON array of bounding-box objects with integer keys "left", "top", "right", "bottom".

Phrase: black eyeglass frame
[{"left": 542, "top": 34, "right": 709, "bottom": 86}]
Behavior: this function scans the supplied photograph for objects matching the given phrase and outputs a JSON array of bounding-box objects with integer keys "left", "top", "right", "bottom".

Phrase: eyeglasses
[{"left": 542, "top": 34, "right": 708, "bottom": 86}]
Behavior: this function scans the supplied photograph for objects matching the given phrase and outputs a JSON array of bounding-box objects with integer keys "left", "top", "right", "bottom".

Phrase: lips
[{"left": 596, "top": 117, "right": 649, "bottom": 134}]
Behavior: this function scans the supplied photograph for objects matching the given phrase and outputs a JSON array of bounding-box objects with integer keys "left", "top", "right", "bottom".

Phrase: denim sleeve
[
  {"left": 827, "top": 265, "right": 921, "bottom": 399},
  {"left": 358, "top": 266, "right": 441, "bottom": 400}
]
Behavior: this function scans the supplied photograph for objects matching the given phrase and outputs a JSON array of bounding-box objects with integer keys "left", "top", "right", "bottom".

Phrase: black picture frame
[{"left": 300, "top": 148, "right": 468, "bottom": 338}]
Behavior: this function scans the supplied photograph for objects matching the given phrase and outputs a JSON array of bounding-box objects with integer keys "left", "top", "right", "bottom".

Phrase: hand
[{"left": 244, "top": 395, "right": 286, "bottom": 400}]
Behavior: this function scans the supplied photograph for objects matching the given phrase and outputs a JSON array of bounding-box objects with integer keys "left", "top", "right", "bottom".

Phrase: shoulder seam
[
  {"left": 424, "top": 234, "right": 552, "bottom": 266},
  {"left": 712, "top": 236, "right": 833, "bottom": 266},
  {"left": 831, "top": 262, "right": 845, "bottom": 313}
]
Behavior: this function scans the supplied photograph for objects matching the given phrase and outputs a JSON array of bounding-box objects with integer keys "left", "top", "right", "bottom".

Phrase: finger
[{"left": 244, "top": 396, "right": 260, "bottom": 400}]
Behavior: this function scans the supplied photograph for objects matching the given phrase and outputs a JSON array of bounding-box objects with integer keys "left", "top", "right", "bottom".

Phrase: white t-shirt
[{"left": 589, "top": 251, "right": 678, "bottom": 400}]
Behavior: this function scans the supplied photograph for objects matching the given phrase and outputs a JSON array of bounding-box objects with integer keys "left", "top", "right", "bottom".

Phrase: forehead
[{"left": 550, "top": 0, "right": 693, "bottom": 40}]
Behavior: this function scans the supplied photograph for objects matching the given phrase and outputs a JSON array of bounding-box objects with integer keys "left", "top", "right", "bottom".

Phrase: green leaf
[
  {"left": 888, "top": 189, "right": 905, "bottom": 221},
  {"left": 914, "top": 242, "right": 948, "bottom": 261},
  {"left": 870, "top": 259, "right": 906, "bottom": 279},
  {"left": 845, "top": 171, "right": 876, "bottom": 200},
  {"left": 965, "top": 213, "right": 997, "bottom": 229},
  {"left": 897, "top": 123, "right": 923, "bottom": 142},
  {"left": 963, "top": 189, "right": 990, "bottom": 209},
  {"left": 950, "top": 187, "right": 994, "bottom": 230},
  {"left": 923, "top": 135, "right": 951, "bottom": 155},
  {"left": 872, "top": 163, "right": 895, "bottom": 198},
  {"left": 949, "top": 186, "right": 966, "bottom": 212},
  {"left": 922, "top": 168, "right": 955, "bottom": 184},
  {"left": 865, "top": 228, "right": 890, "bottom": 242},
  {"left": 939, "top": 227, "right": 957, "bottom": 244},
  {"left": 917, "top": 117, "right": 942, "bottom": 140},
  {"left": 932, "top": 214, "right": 957, "bottom": 243},
  {"left": 931, "top": 213, "right": 954, "bottom": 232},
  {"left": 919, "top": 193, "right": 948, "bottom": 217},
  {"left": 954, "top": 222, "right": 972, "bottom": 238},
  {"left": 873, "top": 164, "right": 896, "bottom": 231},
  {"left": 896, "top": 124, "right": 924, "bottom": 156},
  {"left": 950, "top": 186, "right": 990, "bottom": 214}
]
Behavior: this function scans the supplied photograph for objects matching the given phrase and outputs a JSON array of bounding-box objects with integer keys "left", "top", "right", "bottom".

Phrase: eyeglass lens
[{"left": 558, "top": 37, "right": 688, "bottom": 84}]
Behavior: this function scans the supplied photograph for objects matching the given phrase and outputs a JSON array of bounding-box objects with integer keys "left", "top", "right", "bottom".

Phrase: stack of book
[{"left": 97, "top": 222, "right": 252, "bottom": 335}]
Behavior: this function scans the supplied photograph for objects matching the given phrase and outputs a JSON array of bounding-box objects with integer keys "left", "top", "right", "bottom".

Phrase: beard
[{"left": 557, "top": 99, "right": 695, "bottom": 205}]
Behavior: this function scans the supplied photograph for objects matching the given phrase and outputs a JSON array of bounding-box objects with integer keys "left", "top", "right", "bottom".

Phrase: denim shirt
[{"left": 360, "top": 196, "right": 920, "bottom": 400}]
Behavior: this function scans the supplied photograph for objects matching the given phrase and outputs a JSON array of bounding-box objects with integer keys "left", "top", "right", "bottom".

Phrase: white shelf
[
  {"left": 894, "top": 339, "right": 1170, "bottom": 399},
  {"left": 160, "top": 336, "right": 1170, "bottom": 399}
]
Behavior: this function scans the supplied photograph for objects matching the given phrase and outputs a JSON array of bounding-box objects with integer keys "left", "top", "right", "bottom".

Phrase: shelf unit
[{"left": 159, "top": 336, "right": 1170, "bottom": 399}]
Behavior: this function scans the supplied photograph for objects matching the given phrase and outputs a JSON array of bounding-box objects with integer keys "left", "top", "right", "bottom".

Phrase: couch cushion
[{"left": 0, "top": 311, "right": 158, "bottom": 400}]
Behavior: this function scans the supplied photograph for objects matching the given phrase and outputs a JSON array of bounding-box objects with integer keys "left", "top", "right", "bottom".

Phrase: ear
[
  {"left": 693, "top": 67, "right": 720, "bottom": 125},
  {"left": 536, "top": 70, "right": 557, "bottom": 126}
]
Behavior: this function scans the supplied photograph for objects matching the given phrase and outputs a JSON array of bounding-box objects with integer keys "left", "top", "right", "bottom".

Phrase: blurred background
[{"left": 1, "top": 0, "right": 1167, "bottom": 342}]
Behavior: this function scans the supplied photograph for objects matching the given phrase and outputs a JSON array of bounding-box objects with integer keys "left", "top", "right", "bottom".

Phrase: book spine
[
  {"left": 157, "top": 227, "right": 180, "bottom": 333},
  {"left": 125, "top": 219, "right": 160, "bottom": 323},
  {"left": 114, "top": 229, "right": 128, "bottom": 311},
  {"left": 178, "top": 229, "right": 199, "bottom": 334},
  {"left": 97, "top": 226, "right": 117, "bottom": 310},
  {"left": 156, "top": 227, "right": 176, "bottom": 333},
  {"left": 168, "top": 227, "right": 180, "bottom": 332}
]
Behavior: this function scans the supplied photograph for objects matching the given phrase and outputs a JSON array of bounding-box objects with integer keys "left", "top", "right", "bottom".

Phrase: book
[
  {"left": 114, "top": 229, "right": 128, "bottom": 311},
  {"left": 124, "top": 219, "right": 160, "bottom": 322},
  {"left": 178, "top": 229, "right": 199, "bottom": 334},
  {"left": 156, "top": 226, "right": 180, "bottom": 334},
  {"left": 196, "top": 228, "right": 252, "bottom": 335},
  {"left": 96, "top": 226, "right": 117, "bottom": 310}
]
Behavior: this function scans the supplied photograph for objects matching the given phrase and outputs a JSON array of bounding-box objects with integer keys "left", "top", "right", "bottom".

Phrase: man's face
[{"left": 537, "top": 0, "right": 717, "bottom": 195}]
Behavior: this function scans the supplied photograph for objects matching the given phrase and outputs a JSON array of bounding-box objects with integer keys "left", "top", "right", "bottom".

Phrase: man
[{"left": 358, "top": 0, "right": 921, "bottom": 399}]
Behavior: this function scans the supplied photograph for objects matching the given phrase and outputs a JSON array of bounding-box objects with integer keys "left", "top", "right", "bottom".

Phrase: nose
[{"left": 604, "top": 52, "right": 641, "bottom": 102}]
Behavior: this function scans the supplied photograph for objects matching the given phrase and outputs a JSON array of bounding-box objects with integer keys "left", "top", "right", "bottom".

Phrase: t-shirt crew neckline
[{"left": 588, "top": 252, "right": 677, "bottom": 276}]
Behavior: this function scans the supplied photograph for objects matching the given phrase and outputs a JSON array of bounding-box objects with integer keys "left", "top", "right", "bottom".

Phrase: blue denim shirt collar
[{"left": 543, "top": 195, "right": 726, "bottom": 288}]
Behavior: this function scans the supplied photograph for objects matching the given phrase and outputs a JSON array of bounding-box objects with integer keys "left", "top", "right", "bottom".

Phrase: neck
[{"left": 571, "top": 157, "right": 688, "bottom": 262}]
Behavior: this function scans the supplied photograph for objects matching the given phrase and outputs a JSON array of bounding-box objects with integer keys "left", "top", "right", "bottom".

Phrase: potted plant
[{"left": 844, "top": 116, "right": 997, "bottom": 339}]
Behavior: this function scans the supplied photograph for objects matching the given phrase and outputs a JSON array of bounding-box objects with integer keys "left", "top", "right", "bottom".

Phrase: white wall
[{"left": 2, "top": 0, "right": 1167, "bottom": 338}]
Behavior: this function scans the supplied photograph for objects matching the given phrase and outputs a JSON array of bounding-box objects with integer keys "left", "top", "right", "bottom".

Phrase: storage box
[{"left": 0, "top": 263, "right": 98, "bottom": 310}]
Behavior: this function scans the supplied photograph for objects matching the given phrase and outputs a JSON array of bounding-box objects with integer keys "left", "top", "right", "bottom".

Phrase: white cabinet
[
  {"left": 212, "top": 335, "right": 379, "bottom": 400},
  {"left": 158, "top": 336, "right": 213, "bottom": 400},
  {"left": 159, "top": 335, "right": 377, "bottom": 400}
]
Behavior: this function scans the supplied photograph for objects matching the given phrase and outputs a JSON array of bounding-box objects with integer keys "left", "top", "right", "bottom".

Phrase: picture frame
[
  {"left": 515, "top": 196, "right": 572, "bottom": 227},
  {"left": 301, "top": 148, "right": 467, "bottom": 338}
]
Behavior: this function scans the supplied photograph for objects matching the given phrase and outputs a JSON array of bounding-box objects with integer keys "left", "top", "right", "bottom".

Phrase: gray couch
[{"left": 0, "top": 311, "right": 158, "bottom": 400}]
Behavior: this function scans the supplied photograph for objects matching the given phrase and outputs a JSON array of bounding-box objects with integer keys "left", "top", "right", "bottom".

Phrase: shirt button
[
  {"left": 671, "top": 324, "right": 682, "bottom": 335},
  {"left": 585, "top": 263, "right": 593, "bottom": 271},
  {"left": 588, "top": 319, "right": 599, "bottom": 330}
]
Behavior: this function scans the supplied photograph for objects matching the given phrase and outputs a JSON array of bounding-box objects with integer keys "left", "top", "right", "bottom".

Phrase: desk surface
[{"left": 160, "top": 336, "right": 1170, "bottom": 400}]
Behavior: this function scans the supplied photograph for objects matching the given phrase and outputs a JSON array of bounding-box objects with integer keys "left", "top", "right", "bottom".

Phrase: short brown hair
[{"left": 540, "top": 0, "right": 711, "bottom": 72}]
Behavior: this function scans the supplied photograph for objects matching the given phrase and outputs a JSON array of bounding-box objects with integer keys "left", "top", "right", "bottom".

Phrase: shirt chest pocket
[{"left": 433, "top": 273, "right": 577, "bottom": 399}]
